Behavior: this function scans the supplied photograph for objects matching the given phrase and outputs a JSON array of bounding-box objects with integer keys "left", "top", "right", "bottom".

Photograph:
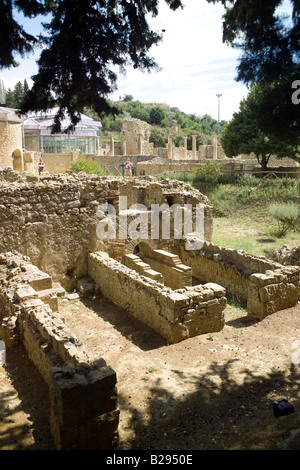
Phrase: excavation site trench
[{"left": 0, "top": 292, "right": 300, "bottom": 451}]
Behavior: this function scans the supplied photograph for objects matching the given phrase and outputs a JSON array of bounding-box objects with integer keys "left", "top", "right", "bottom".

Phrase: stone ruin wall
[
  {"left": 120, "top": 118, "right": 155, "bottom": 156},
  {"left": 107, "top": 118, "right": 226, "bottom": 161},
  {"left": 0, "top": 168, "right": 213, "bottom": 290},
  {"left": 0, "top": 120, "right": 23, "bottom": 169},
  {"left": 0, "top": 252, "right": 119, "bottom": 450},
  {"left": 0, "top": 168, "right": 216, "bottom": 447},
  {"left": 88, "top": 251, "right": 226, "bottom": 344},
  {"left": 174, "top": 241, "right": 300, "bottom": 320},
  {"left": 1, "top": 167, "right": 300, "bottom": 449},
  {"left": 0, "top": 166, "right": 298, "bottom": 324}
]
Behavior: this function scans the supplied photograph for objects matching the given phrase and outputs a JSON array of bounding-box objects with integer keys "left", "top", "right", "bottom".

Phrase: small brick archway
[{"left": 124, "top": 238, "right": 158, "bottom": 256}]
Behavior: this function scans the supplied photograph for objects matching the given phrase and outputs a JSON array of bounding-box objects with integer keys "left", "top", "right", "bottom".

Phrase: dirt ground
[{"left": 0, "top": 293, "right": 300, "bottom": 451}]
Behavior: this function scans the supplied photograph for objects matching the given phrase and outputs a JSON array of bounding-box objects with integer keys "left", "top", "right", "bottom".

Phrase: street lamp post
[{"left": 216, "top": 93, "right": 222, "bottom": 136}]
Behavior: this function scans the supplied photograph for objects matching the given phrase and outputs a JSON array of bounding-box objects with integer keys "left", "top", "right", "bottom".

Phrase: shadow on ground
[{"left": 117, "top": 360, "right": 300, "bottom": 450}]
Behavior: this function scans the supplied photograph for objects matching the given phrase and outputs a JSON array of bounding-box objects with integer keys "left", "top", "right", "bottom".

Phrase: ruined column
[
  {"left": 192, "top": 135, "right": 197, "bottom": 160},
  {"left": 110, "top": 135, "right": 115, "bottom": 156},
  {"left": 212, "top": 135, "right": 218, "bottom": 160},
  {"left": 138, "top": 133, "right": 143, "bottom": 155},
  {"left": 122, "top": 140, "right": 127, "bottom": 156},
  {"left": 184, "top": 137, "right": 187, "bottom": 159},
  {"left": 167, "top": 135, "right": 173, "bottom": 160}
]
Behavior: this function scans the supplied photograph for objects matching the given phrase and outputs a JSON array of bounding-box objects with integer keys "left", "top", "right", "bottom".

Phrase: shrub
[
  {"left": 269, "top": 203, "right": 299, "bottom": 236},
  {"left": 70, "top": 158, "right": 106, "bottom": 176},
  {"left": 194, "top": 161, "right": 222, "bottom": 185}
]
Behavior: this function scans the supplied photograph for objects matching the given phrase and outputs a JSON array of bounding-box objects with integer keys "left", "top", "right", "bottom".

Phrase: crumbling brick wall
[
  {"left": 88, "top": 251, "right": 226, "bottom": 343},
  {"left": 175, "top": 241, "right": 300, "bottom": 319},
  {"left": 0, "top": 170, "right": 213, "bottom": 289},
  {"left": 0, "top": 252, "right": 119, "bottom": 449}
]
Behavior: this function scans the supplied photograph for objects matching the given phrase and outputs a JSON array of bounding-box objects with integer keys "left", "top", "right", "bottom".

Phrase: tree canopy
[
  {"left": 207, "top": 0, "right": 300, "bottom": 142},
  {"left": 1, "top": 0, "right": 299, "bottom": 139},
  {"left": 221, "top": 83, "right": 299, "bottom": 170},
  {"left": 4, "top": 79, "right": 29, "bottom": 108},
  {"left": 0, "top": 0, "right": 183, "bottom": 132}
]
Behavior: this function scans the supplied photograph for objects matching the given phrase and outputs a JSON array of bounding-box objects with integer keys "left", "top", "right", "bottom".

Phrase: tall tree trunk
[{"left": 257, "top": 154, "right": 270, "bottom": 171}]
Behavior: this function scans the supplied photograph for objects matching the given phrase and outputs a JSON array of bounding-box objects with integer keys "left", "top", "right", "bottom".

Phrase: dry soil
[{"left": 0, "top": 294, "right": 300, "bottom": 451}]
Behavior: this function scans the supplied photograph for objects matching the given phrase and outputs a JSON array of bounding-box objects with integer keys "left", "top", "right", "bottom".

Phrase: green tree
[
  {"left": 149, "top": 128, "right": 168, "bottom": 148},
  {"left": 0, "top": 0, "right": 184, "bottom": 132},
  {"left": 5, "top": 88, "right": 15, "bottom": 107},
  {"left": 149, "top": 106, "right": 166, "bottom": 125},
  {"left": 207, "top": 0, "right": 300, "bottom": 142},
  {"left": 70, "top": 158, "right": 106, "bottom": 176},
  {"left": 13, "top": 80, "right": 23, "bottom": 105},
  {"left": 221, "top": 83, "right": 299, "bottom": 170},
  {"left": 5, "top": 79, "right": 30, "bottom": 108},
  {"left": 125, "top": 101, "right": 150, "bottom": 122},
  {"left": 123, "top": 94, "right": 134, "bottom": 102}
]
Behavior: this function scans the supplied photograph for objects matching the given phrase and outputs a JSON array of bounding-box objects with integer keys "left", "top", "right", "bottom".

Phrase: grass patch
[
  {"left": 195, "top": 176, "right": 300, "bottom": 218},
  {"left": 212, "top": 216, "right": 299, "bottom": 257},
  {"left": 159, "top": 172, "right": 300, "bottom": 257},
  {"left": 226, "top": 293, "right": 247, "bottom": 311}
]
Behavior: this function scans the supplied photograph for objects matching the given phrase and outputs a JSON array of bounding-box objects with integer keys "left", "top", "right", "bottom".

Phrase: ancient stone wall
[
  {"left": 86, "top": 154, "right": 154, "bottom": 175},
  {"left": 0, "top": 252, "right": 119, "bottom": 449},
  {"left": 136, "top": 158, "right": 250, "bottom": 177},
  {"left": 88, "top": 251, "right": 226, "bottom": 343},
  {"left": 270, "top": 245, "right": 300, "bottom": 266},
  {"left": 136, "top": 158, "right": 300, "bottom": 178},
  {"left": 175, "top": 241, "right": 300, "bottom": 320},
  {"left": 0, "top": 170, "right": 213, "bottom": 289},
  {"left": 132, "top": 243, "right": 192, "bottom": 289},
  {"left": 121, "top": 118, "right": 155, "bottom": 156},
  {"left": 0, "top": 120, "right": 23, "bottom": 168},
  {"left": 23, "top": 150, "right": 41, "bottom": 175}
]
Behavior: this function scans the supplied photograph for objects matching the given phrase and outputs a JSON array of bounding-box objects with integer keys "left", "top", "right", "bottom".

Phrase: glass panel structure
[{"left": 23, "top": 109, "right": 102, "bottom": 155}]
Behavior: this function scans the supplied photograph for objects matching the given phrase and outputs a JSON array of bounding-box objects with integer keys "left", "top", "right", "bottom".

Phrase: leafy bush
[
  {"left": 269, "top": 203, "right": 299, "bottom": 236},
  {"left": 194, "top": 161, "right": 222, "bottom": 185},
  {"left": 70, "top": 158, "right": 106, "bottom": 176}
]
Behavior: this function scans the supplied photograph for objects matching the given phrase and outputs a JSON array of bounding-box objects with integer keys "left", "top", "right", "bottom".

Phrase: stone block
[
  {"left": 77, "top": 277, "right": 95, "bottom": 296},
  {"left": 28, "top": 272, "right": 53, "bottom": 291},
  {"left": 14, "top": 285, "right": 38, "bottom": 302},
  {"left": 37, "top": 288, "right": 59, "bottom": 312},
  {"left": 204, "top": 282, "right": 226, "bottom": 298}
]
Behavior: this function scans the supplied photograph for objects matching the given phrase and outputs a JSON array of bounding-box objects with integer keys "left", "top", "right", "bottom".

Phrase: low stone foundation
[
  {"left": 175, "top": 241, "right": 300, "bottom": 320},
  {"left": 0, "top": 252, "right": 119, "bottom": 450},
  {"left": 88, "top": 251, "right": 227, "bottom": 343}
]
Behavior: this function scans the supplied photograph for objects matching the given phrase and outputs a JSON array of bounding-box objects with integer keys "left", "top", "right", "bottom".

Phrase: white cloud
[
  {"left": 111, "top": 0, "right": 249, "bottom": 120},
  {"left": 0, "top": 0, "right": 252, "bottom": 121}
]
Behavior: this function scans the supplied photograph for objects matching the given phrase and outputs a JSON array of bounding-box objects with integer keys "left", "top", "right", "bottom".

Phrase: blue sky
[{"left": 0, "top": 0, "right": 293, "bottom": 122}]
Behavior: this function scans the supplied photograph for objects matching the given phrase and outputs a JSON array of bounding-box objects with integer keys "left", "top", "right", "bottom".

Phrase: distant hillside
[{"left": 84, "top": 96, "right": 227, "bottom": 149}]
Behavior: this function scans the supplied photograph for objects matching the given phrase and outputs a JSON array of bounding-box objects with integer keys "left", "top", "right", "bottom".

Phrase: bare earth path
[{"left": 1, "top": 294, "right": 300, "bottom": 450}]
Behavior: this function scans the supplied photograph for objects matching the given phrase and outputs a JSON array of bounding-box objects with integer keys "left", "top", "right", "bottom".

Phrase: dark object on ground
[{"left": 273, "top": 398, "right": 295, "bottom": 418}]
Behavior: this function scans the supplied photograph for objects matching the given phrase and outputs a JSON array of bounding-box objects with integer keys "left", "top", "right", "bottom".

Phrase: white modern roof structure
[
  {"left": 24, "top": 108, "right": 102, "bottom": 135},
  {"left": 23, "top": 108, "right": 102, "bottom": 155}
]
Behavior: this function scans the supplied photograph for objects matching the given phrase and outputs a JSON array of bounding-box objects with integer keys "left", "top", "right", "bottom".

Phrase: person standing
[
  {"left": 124, "top": 158, "right": 133, "bottom": 177},
  {"left": 38, "top": 158, "right": 45, "bottom": 175}
]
